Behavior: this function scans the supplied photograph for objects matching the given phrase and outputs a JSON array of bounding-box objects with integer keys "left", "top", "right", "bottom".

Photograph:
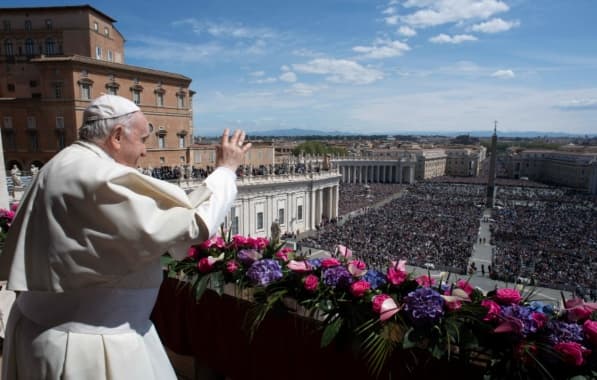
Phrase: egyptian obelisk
[{"left": 485, "top": 121, "right": 498, "bottom": 208}]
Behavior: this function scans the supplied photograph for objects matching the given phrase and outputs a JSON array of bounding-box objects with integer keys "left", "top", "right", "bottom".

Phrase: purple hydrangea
[
  {"left": 237, "top": 249, "right": 262, "bottom": 266},
  {"left": 322, "top": 266, "right": 353, "bottom": 289},
  {"left": 500, "top": 305, "right": 541, "bottom": 336},
  {"left": 545, "top": 320, "right": 584, "bottom": 344},
  {"left": 307, "top": 258, "right": 322, "bottom": 269},
  {"left": 403, "top": 287, "right": 445, "bottom": 327},
  {"left": 246, "top": 259, "right": 283, "bottom": 286},
  {"left": 363, "top": 270, "right": 387, "bottom": 290}
]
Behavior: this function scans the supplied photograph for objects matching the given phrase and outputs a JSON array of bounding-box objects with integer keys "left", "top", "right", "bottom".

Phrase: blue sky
[{"left": 9, "top": 1, "right": 597, "bottom": 136}]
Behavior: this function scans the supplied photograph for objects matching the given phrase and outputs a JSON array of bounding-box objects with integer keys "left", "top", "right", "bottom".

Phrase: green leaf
[
  {"left": 160, "top": 254, "right": 175, "bottom": 268},
  {"left": 193, "top": 274, "right": 210, "bottom": 302},
  {"left": 402, "top": 328, "right": 417, "bottom": 349},
  {"left": 320, "top": 316, "right": 343, "bottom": 348},
  {"left": 211, "top": 271, "right": 225, "bottom": 296}
]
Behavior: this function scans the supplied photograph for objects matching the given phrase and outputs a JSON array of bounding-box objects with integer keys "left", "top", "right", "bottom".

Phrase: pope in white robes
[{"left": 0, "top": 94, "right": 251, "bottom": 380}]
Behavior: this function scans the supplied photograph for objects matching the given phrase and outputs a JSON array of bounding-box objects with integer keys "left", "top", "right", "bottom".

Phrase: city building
[
  {"left": 0, "top": 5, "right": 193, "bottom": 170},
  {"left": 509, "top": 149, "right": 597, "bottom": 193},
  {"left": 445, "top": 146, "right": 487, "bottom": 177}
]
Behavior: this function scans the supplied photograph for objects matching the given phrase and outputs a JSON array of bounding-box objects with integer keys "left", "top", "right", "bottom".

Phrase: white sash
[{"left": 16, "top": 287, "right": 159, "bottom": 335}]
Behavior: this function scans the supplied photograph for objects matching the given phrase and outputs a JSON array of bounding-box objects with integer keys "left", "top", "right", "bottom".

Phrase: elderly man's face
[{"left": 115, "top": 112, "right": 150, "bottom": 167}]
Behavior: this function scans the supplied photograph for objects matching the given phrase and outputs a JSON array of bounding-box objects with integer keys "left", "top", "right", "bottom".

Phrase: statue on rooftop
[{"left": 10, "top": 165, "right": 22, "bottom": 187}]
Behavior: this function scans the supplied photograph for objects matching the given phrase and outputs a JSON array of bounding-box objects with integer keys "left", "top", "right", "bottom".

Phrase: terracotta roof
[
  {"left": 31, "top": 55, "right": 192, "bottom": 82},
  {"left": 0, "top": 5, "right": 117, "bottom": 23}
]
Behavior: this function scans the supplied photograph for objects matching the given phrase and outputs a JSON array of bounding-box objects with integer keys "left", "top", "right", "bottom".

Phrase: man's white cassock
[{"left": 0, "top": 141, "right": 237, "bottom": 379}]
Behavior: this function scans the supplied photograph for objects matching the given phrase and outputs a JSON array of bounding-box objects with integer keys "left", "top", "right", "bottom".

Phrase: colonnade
[{"left": 335, "top": 159, "right": 416, "bottom": 184}]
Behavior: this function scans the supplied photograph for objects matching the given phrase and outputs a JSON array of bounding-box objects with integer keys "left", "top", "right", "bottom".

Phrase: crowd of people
[
  {"left": 301, "top": 182, "right": 483, "bottom": 273},
  {"left": 490, "top": 187, "right": 597, "bottom": 293},
  {"left": 137, "top": 165, "right": 215, "bottom": 181},
  {"left": 337, "top": 183, "right": 406, "bottom": 215},
  {"left": 299, "top": 180, "right": 596, "bottom": 295}
]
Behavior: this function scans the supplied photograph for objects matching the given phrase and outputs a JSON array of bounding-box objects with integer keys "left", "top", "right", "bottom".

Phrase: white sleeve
[{"left": 195, "top": 167, "right": 238, "bottom": 238}]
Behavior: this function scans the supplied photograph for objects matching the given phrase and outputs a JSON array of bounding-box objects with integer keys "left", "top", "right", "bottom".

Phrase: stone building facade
[
  {"left": 509, "top": 150, "right": 597, "bottom": 193},
  {"left": 445, "top": 146, "right": 487, "bottom": 177},
  {"left": 0, "top": 5, "right": 193, "bottom": 170}
]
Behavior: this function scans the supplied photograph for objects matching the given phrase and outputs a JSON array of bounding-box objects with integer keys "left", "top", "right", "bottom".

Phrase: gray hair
[{"left": 78, "top": 112, "right": 137, "bottom": 142}]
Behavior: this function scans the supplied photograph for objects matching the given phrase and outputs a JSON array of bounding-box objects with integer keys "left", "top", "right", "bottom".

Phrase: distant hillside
[
  {"left": 247, "top": 128, "right": 355, "bottom": 137},
  {"left": 244, "top": 128, "right": 595, "bottom": 138}
]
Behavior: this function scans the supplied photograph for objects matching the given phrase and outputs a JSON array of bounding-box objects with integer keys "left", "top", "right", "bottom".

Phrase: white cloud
[
  {"left": 353, "top": 39, "right": 410, "bottom": 59},
  {"left": 429, "top": 33, "right": 478, "bottom": 44},
  {"left": 250, "top": 77, "right": 277, "bottom": 84},
  {"left": 292, "top": 58, "right": 384, "bottom": 85},
  {"left": 126, "top": 36, "right": 223, "bottom": 62},
  {"left": 250, "top": 71, "right": 265, "bottom": 77},
  {"left": 557, "top": 98, "right": 597, "bottom": 110},
  {"left": 173, "top": 19, "right": 277, "bottom": 40},
  {"left": 281, "top": 65, "right": 290, "bottom": 72},
  {"left": 401, "top": 0, "right": 509, "bottom": 28},
  {"left": 279, "top": 71, "right": 297, "bottom": 83},
  {"left": 397, "top": 26, "right": 417, "bottom": 37},
  {"left": 291, "top": 48, "right": 324, "bottom": 58},
  {"left": 491, "top": 69, "right": 515, "bottom": 79},
  {"left": 471, "top": 18, "right": 520, "bottom": 33},
  {"left": 383, "top": 6, "right": 397, "bottom": 15},
  {"left": 347, "top": 86, "right": 597, "bottom": 134},
  {"left": 285, "top": 83, "right": 322, "bottom": 96},
  {"left": 385, "top": 15, "right": 399, "bottom": 25}
]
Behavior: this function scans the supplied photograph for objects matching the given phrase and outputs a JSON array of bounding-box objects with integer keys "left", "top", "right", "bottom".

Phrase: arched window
[
  {"left": 24, "top": 20, "right": 32, "bottom": 31},
  {"left": 45, "top": 38, "right": 55, "bottom": 55},
  {"left": 25, "top": 39, "right": 35, "bottom": 56},
  {"left": 4, "top": 39, "right": 13, "bottom": 56}
]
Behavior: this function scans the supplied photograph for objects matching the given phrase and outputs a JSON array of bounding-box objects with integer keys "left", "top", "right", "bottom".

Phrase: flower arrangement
[
  {"left": 0, "top": 204, "right": 17, "bottom": 244},
  {"left": 165, "top": 234, "right": 597, "bottom": 379}
]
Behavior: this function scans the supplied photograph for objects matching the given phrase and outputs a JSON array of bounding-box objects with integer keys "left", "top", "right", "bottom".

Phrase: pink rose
[
  {"left": 275, "top": 247, "right": 293, "bottom": 261},
  {"left": 554, "top": 342, "right": 591, "bottom": 366},
  {"left": 565, "top": 298, "right": 597, "bottom": 322},
  {"left": 441, "top": 288, "right": 470, "bottom": 311},
  {"left": 335, "top": 244, "right": 352, "bottom": 258},
  {"left": 287, "top": 260, "right": 312, "bottom": 273},
  {"left": 415, "top": 275, "right": 435, "bottom": 287},
  {"left": 350, "top": 280, "right": 371, "bottom": 298},
  {"left": 197, "top": 257, "right": 217, "bottom": 273},
  {"left": 249, "top": 237, "right": 269, "bottom": 249},
  {"left": 495, "top": 288, "right": 522, "bottom": 305},
  {"left": 232, "top": 235, "right": 250, "bottom": 247},
  {"left": 481, "top": 299, "right": 501, "bottom": 322},
  {"left": 583, "top": 320, "right": 597, "bottom": 346},
  {"left": 347, "top": 260, "right": 367, "bottom": 277},
  {"left": 456, "top": 279, "right": 474, "bottom": 296},
  {"left": 530, "top": 312, "right": 548, "bottom": 329},
  {"left": 199, "top": 236, "right": 225, "bottom": 250},
  {"left": 321, "top": 258, "right": 341, "bottom": 268},
  {"left": 372, "top": 294, "right": 399, "bottom": 322},
  {"left": 225, "top": 260, "right": 239, "bottom": 273},
  {"left": 10, "top": 202, "right": 19, "bottom": 212},
  {"left": 445, "top": 299, "right": 462, "bottom": 311},
  {"left": 187, "top": 246, "right": 198, "bottom": 258},
  {"left": 387, "top": 260, "right": 408, "bottom": 286},
  {"left": 275, "top": 251, "right": 289, "bottom": 262},
  {"left": 303, "top": 274, "right": 319, "bottom": 292}
]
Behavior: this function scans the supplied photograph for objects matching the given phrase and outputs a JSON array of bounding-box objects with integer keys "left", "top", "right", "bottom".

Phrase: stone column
[
  {"left": 318, "top": 189, "right": 323, "bottom": 223},
  {"left": 334, "top": 185, "right": 339, "bottom": 218},
  {"left": 0, "top": 132, "right": 10, "bottom": 209},
  {"left": 327, "top": 187, "right": 333, "bottom": 219},
  {"left": 310, "top": 187, "right": 316, "bottom": 231}
]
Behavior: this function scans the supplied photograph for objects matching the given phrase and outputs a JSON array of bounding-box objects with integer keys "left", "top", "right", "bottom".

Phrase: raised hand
[{"left": 216, "top": 128, "right": 252, "bottom": 172}]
